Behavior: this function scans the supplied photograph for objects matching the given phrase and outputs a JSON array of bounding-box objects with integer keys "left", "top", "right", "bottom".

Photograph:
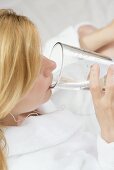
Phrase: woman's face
[{"left": 11, "top": 56, "right": 56, "bottom": 115}]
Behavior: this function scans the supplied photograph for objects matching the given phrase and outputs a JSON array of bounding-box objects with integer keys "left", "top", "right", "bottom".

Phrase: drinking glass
[{"left": 49, "top": 42, "right": 114, "bottom": 90}]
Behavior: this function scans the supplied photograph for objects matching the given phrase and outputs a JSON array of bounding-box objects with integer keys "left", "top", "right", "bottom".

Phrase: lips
[{"left": 49, "top": 75, "right": 53, "bottom": 88}]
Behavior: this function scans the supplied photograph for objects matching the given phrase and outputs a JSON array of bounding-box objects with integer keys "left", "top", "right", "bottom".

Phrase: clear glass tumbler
[{"left": 49, "top": 42, "right": 114, "bottom": 90}]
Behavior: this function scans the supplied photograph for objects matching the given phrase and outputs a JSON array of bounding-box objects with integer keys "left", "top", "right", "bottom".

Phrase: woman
[
  {"left": 0, "top": 8, "right": 56, "bottom": 170},
  {"left": 0, "top": 9, "right": 114, "bottom": 170}
]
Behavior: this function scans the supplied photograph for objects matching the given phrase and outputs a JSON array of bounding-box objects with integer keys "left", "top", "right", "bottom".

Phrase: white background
[{"left": 0, "top": 0, "right": 114, "bottom": 44}]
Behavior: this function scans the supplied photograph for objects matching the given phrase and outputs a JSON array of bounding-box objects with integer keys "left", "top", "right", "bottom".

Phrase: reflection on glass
[{"left": 49, "top": 42, "right": 114, "bottom": 90}]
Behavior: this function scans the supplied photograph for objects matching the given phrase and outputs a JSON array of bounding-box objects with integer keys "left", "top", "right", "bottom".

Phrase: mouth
[
  {"left": 49, "top": 75, "right": 55, "bottom": 89},
  {"left": 49, "top": 82, "right": 56, "bottom": 89}
]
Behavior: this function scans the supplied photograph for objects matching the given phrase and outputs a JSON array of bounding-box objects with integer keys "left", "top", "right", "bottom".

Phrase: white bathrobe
[{"left": 5, "top": 25, "right": 114, "bottom": 170}]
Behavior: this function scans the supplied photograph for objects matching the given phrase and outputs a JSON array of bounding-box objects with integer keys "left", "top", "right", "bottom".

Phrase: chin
[{"left": 43, "top": 89, "right": 52, "bottom": 103}]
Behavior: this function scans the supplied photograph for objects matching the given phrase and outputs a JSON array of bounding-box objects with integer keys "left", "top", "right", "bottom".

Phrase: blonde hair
[{"left": 0, "top": 9, "right": 41, "bottom": 170}]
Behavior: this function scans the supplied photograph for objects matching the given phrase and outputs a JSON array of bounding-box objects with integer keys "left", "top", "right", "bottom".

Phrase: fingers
[
  {"left": 79, "top": 20, "right": 114, "bottom": 51},
  {"left": 89, "top": 64, "right": 102, "bottom": 100},
  {"left": 90, "top": 65, "right": 114, "bottom": 101},
  {"left": 105, "top": 65, "right": 114, "bottom": 98}
]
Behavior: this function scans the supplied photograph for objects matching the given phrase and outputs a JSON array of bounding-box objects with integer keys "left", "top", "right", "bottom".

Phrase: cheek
[
  {"left": 35, "top": 77, "right": 52, "bottom": 103},
  {"left": 30, "top": 76, "right": 49, "bottom": 102},
  {"left": 36, "top": 77, "right": 48, "bottom": 92},
  {"left": 11, "top": 75, "right": 51, "bottom": 114}
]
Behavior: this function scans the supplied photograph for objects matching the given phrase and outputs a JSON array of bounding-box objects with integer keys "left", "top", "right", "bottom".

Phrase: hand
[
  {"left": 78, "top": 21, "right": 114, "bottom": 58},
  {"left": 78, "top": 22, "right": 114, "bottom": 143},
  {"left": 90, "top": 64, "right": 114, "bottom": 143}
]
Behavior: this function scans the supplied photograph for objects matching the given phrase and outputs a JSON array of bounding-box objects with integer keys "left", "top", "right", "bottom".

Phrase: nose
[{"left": 43, "top": 57, "right": 56, "bottom": 77}]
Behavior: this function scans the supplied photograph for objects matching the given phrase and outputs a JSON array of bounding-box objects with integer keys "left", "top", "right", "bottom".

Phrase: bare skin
[
  {"left": 78, "top": 22, "right": 114, "bottom": 143},
  {"left": 78, "top": 21, "right": 114, "bottom": 56},
  {"left": 0, "top": 57, "right": 56, "bottom": 126},
  {"left": 1, "top": 22, "right": 114, "bottom": 138}
]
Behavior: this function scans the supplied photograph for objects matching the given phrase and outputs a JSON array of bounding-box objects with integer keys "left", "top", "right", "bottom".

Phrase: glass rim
[
  {"left": 57, "top": 42, "right": 113, "bottom": 63},
  {"left": 49, "top": 42, "right": 114, "bottom": 90},
  {"left": 49, "top": 42, "right": 64, "bottom": 88}
]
